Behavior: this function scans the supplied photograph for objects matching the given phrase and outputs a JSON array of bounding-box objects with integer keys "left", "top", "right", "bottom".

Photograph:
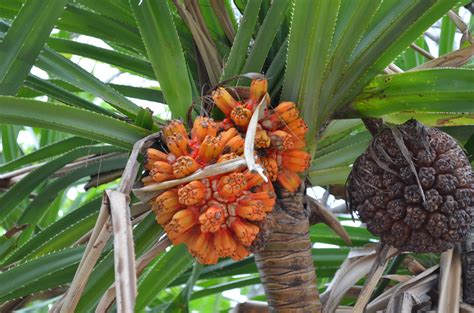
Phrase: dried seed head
[{"left": 348, "top": 119, "right": 474, "bottom": 253}]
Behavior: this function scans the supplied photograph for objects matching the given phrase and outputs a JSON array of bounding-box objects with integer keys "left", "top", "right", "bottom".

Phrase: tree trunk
[
  {"left": 254, "top": 185, "right": 321, "bottom": 312},
  {"left": 462, "top": 209, "right": 474, "bottom": 304}
]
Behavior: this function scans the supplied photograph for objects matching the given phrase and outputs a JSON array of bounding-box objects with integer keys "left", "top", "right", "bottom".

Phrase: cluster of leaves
[{"left": 0, "top": 0, "right": 472, "bottom": 311}]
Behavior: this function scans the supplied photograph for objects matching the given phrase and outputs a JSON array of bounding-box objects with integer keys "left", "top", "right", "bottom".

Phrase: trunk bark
[
  {"left": 462, "top": 210, "right": 474, "bottom": 304},
  {"left": 254, "top": 185, "right": 321, "bottom": 312}
]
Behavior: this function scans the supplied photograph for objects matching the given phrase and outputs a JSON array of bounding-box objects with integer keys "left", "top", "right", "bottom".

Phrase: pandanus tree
[{"left": 0, "top": 0, "right": 473, "bottom": 312}]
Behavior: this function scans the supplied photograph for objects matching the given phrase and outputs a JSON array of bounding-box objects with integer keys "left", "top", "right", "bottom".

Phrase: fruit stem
[{"left": 362, "top": 118, "right": 383, "bottom": 136}]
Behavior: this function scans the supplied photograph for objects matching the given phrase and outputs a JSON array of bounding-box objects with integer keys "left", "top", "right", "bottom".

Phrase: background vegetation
[{"left": 0, "top": 0, "right": 472, "bottom": 312}]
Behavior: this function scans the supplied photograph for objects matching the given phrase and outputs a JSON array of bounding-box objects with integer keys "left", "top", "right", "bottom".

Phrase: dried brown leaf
[
  {"left": 307, "top": 196, "right": 351, "bottom": 245},
  {"left": 438, "top": 248, "right": 462, "bottom": 313}
]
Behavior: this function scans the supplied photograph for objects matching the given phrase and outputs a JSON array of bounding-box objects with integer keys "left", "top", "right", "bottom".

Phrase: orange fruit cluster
[
  {"left": 143, "top": 78, "right": 310, "bottom": 264},
  {"left": 212, "top": 78, "right": 310, "bottom": 192}
]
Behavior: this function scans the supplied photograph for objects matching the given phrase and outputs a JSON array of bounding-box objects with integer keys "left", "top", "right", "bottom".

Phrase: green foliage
[
  {"left": 350, "top": 68, "right": 474, "bottom": 125},
  {"left": 0, "top": 0, "right": 472, "bottom": 311},
  {"left": 130, "top": 0, "right": 194, "bottom": 118},
  {"left": 0, "top": 97, "right": 150, "bottom": 148},
  {"left": 0, "top": 0, "right": 68, "bottom": 95}
]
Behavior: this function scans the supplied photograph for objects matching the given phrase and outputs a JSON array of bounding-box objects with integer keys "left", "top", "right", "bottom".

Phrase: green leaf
[
  {"left": 242, "top": 0, "right": 291, "bottom": 74},
  {"left": 0, "top": 145, "right": 123, "bottom": 223},
  {"left": 130, "top": 0, "right": 194, "bottom": 119},
  {"left": 397, "top": 36, "right": 429, "bottom": 70},
  {"left": 317, "top": 121, "right": 366, "bottom": 151},
  {"left": 191, "top": 276, "right": 260, "bottom": 300},
  {"left": 136, "top": 245, "right": 194, "bottom": 312},
  {"left": 1, "top": 198, "right": 101, "bottom": 265},
  {"left": 283, "top": 0, "right": 459, "bottom": 147},
  {"left": 35, "top": 47, "right": 142, "bottom": 119},
  {"left": 17, "top": 155, "right": 127, "bottom": 242},
  {"left": 1, "top": 125, "right": 21, "bottom": 162},
  {"left": 348, "top": 68, "right": 474, "bottom": 126},
  {"left": 0, "top": 0, "right": 68, "bottom": 95},
  {"left": 328, "top": 0, "right": 459, "bottom": 115},
  {"left": 47, "top": 38, "right": 155, "bottom": 78},
  {"left": 282, "top": 0, "right": 341, "bottom": 145},
  {"left": 310, "top": 224, "right": 376, "bottom": 246},
  {"left": 173, "top": 248, "right": 349, "bottom": 285},
  {"left": 266, "top": 39, "right": 287, "bottom": 93},
  {"left": 0, "top": 246, "right": 84, "bottom": 302},
  {"left": 439, "top": 15, "right": 456, "bottom": 56},
  {"left": 58, "top": 4, "right": 145, "bottom": 52},
  {"left": 135, "top": 107, "right": 155, "bottom": 130},
  {"left": 74, "top": 0, "right": 137, "bottom": 28},
  {"left": 312, "top": 132, "right": 370, "bottom": 171},
  {"left": 24, "top": 75, "right": 117, "bottom": 117},
  {"left": 0, "top": 97, "right": 150, "bottom": 148},
  {"left": 309, "top": 166, "right": 351, "bottom": 186},
  {"left": 110, "top": 84, "right": 163, "bottom": 103},
  {"left": 220, "top": 0, "right": 262, "bottom": 80},
  {"left": 0, "top": 136, "right": 93, "bottom": 173},
  {"left": 165, "top": 262, "right": 204, "bottom": 312}
]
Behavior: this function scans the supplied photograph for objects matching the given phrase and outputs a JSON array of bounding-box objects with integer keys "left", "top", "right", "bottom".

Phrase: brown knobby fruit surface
[
  {"left": 255, "top": 185, "right": 321, "bottom": 313},
  {"left": 462, "top": 209, "right": 474, "bottom": 304},
  {"left": 347, "top": 119, "right": 474, "bottom": 253}
]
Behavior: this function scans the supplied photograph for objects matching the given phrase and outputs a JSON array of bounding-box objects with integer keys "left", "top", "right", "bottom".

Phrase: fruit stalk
[{"left": 254, "top": 185, "right": 321, "bottom": 313}]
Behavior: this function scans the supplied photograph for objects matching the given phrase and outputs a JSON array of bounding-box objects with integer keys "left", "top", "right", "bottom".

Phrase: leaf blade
[
  {"left": 0, "top": 97, "right": 150, "bottom": 148},
  {"left": 220, "top": 0, "right": 262, "bottom": 80},
  {"left": 130, "top": 0, "right": 194, "bottom": 118},
  {"left": 0, "top": 0, "right": 68, "bottom": 95}
]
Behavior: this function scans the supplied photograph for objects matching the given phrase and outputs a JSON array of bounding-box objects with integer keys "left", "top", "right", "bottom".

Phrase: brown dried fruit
[{"left": 347, "top": 119, "right": 473, "bottom": 253}]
